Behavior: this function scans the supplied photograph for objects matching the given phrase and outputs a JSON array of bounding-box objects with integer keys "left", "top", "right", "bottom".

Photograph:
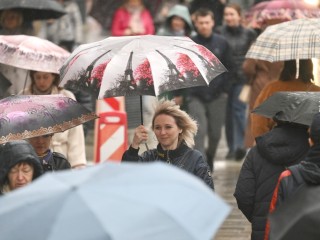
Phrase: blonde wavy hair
[{"left": 152, "top": 100, "right": 198, "bottom": 148}]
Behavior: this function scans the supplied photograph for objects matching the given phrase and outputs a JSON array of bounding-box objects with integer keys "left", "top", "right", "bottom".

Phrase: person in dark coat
[
  {"left": 186, "top": 8, "right": 234, "bottom": 170},
  {"left": 217, "top": 3, "right": 257, "bottom": 161},
  {"left": 270, "top": 112, "right": 320, "bottom": 209},
  {"left": 0, "top": 140, "right": 43, "bottom": 194},
  {"left": 234, "top": 121, "right": 310, "bottom": 240},
  {"left": 122, "top": 100, "right": 214, "bottom": 189},
  {"left": 28, "top": 134, "right": 71, "bottom": 172}
]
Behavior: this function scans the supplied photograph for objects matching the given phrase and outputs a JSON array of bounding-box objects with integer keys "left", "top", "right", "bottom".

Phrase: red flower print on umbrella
[{"left": 176, "top": 54, "right": 200, "bottom": 79}]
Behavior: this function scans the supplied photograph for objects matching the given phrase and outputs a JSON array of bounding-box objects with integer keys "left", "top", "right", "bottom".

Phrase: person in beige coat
[{"left": 20, "top": 70, "right": 87, "bottom": 169}]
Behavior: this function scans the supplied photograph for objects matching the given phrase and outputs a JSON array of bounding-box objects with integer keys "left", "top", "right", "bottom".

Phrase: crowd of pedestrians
[{"left": 1, "top": 0, "right": 320, "bottom": 239}]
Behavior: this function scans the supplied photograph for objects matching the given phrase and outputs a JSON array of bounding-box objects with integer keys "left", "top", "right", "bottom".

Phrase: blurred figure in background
[
  {"left": 38, "top": 0, "right": 83, "bottom": 52},
  {"left": 111, "top": 0, "right": 154, "bottom": 36},
  {"left": 242, "top": 59, "right": 283, "bottom": 148},
  {"left": 0, "top": 9, "right": 34, "bottom": 96},
  {"left": 189, "top": 0, "right": 226, "bottom": 28},
  {"left": 217, "top": 3, "right": 257, "bottom": 161},
  {"left": 188, "top": 8, "right": 234, "bottom": 170},
  {"left": 157, "top": 4, "right": 194, "bottom": 111}
]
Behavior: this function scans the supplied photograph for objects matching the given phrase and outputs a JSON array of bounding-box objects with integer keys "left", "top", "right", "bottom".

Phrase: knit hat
[{"left": 310, "top": 113, "right": 320, "bottom": 145}]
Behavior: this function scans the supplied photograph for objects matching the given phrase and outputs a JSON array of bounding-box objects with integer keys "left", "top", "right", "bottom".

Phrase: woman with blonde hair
[{"left": 122, "top": 100, "right": 214, "bottom": 189}]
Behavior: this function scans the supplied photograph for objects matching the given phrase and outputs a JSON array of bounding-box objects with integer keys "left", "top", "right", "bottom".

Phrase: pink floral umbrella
[
  {"left": 60, "top": 35, "right": 226, "bottom": 98},
  {"left": 0, "top": 35, "right": 70, "bottom": 74},
  {"left": 0, "top": 95, "right": 98, "bottom": 144},
  {"left": 245, "top": 0, "right": 320, "bottom": 29}
]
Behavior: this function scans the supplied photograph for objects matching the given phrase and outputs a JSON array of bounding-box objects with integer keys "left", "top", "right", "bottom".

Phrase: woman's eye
[{"left": 22, "top": 168, "right": 32, "bottom": 173}]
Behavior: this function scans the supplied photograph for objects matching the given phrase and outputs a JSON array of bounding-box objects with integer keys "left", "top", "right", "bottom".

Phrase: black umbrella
[
  {"left": 269, "top": 186, "right": 320, "bottom": 240},
  {"left": 252, "top": 91, "right": 320, "bottom": 126},
  {"left": 0, "top": 0, "right": 66, "bottom": 21}
]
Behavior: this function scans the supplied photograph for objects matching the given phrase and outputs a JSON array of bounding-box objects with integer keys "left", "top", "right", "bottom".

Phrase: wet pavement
[
  {"left": 212, "top": 132, "right": 251, "bottom": 240},
  {"left": 85, "top": 129, "right": 251, "bottom": 240}
]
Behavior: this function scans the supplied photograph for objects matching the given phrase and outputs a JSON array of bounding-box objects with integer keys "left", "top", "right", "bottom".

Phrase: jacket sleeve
[
  {"left": 194, "top": 156, "right": 215, "bottom": 190},
  {"left": 122, "top": 146, "right": 150, "bottom": 162},
  {"left": 234, "top": 149, "right": 256, "bottom": 222}
]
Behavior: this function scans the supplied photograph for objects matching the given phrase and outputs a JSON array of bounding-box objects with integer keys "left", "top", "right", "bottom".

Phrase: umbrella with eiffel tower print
[
  {"left": 59, "top": 35, "right": 227, "bottom": 127},
  {"left": 59, "top": 35, "right": 226, "bottom": 98}
]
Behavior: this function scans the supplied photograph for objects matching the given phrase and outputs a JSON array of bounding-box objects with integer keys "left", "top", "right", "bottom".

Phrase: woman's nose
[{"left": 17, "top": 171, "right": 24, "bottom": 180}]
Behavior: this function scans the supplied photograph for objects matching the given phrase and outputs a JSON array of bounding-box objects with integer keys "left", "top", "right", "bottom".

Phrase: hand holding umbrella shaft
[{"left": 131, "top": 125, "right": 149, "bottom": 149}]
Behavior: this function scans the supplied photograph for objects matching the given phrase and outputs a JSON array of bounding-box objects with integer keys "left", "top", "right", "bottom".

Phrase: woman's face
[
  {"left": 28, "top": 135, "right": 53, "bottom": 156},
  {"left": 2, "top": 10, "right": 21, "bottom": 30},
  {"left": 224, "top": 7, "right": 241, "bottom": 27},
  {"left": 126, "top": 0, "right": 142, "bottom": 7},
  {"left": 153, "top": 114, "right": 182, "bottom": 150},
  {"left": 33, "top": 72, "right": 56, "bottom": 92},
  {"left": 8, "top": 162, "right": 34, "bottom": 190},
  {"left": 171, "top": 16, "right": 186, "bottom": 32}
]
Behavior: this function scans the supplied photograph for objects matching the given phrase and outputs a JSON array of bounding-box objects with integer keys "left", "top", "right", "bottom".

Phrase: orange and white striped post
[{"left": 93, "top": 97, "right": 127, "bottom": 163}]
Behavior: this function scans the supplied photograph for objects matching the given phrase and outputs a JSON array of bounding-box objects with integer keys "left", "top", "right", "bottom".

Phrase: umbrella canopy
[
  {"left": 0, "top": 35, "right": 70, "bottom": 74},
  {"left": 269, "top": 186, "right": 320, "bottom": 240},
  {"left": 0, "top": 162, "right": 231, "bottom": 240},
  {"left": 0, "top": 94, "right": 97, "bottom": 144},
  {"left": 245, "top": 18, "right": 320, "bottom": 61},
  {"left": 252, "top": 91, "right": 320, "bottom": 126},
  {"left": 0, "top": 0, "right": 66, "bottom": 21},
  {"left": 59, "top": 35, "right": 226, "bottom": 98},
  {"left": 245, "top": 0, "right": 320, "bottom": 29}
]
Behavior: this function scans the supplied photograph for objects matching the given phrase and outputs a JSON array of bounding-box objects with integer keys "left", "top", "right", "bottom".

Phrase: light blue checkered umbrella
[
  {"left": 246, "top": 18, "right": 320, "bottom": 62},
  {"left": 0, "top": 162, "right": 230, "bottom": 240}
]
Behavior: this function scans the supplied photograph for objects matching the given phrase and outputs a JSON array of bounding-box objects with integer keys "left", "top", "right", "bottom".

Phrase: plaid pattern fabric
[{"left": 246, "top": 18, "right": 320, "bottom": 62}]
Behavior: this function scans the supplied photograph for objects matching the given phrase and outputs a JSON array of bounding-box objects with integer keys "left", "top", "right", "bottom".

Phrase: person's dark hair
[
  {"left": 225, "top": 3, "right": 242, "bottom": 17},
  {"left": 280, "top": 59, "right": 314, "bottom": 83},
  {"left": 29, "top": 70, "right": 62, "bottom": 90},
  {"left": 193, "top": 8, "right": 215, "bottom": 21}
]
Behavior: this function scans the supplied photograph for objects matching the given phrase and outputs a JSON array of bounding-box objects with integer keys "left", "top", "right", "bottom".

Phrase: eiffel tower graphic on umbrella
[{"left": 63, "top": 50, "right": 110, "bottom": 98}]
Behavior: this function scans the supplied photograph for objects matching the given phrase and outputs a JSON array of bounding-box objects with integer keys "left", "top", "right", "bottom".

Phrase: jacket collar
[{"left": 156, "top": 142, "right": 189, "bottom": 160}]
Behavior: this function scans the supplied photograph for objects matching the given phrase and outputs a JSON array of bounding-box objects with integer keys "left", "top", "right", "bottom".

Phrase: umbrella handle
[{"left": 139, "top": 95, "right": 149, "bottom": 151}]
